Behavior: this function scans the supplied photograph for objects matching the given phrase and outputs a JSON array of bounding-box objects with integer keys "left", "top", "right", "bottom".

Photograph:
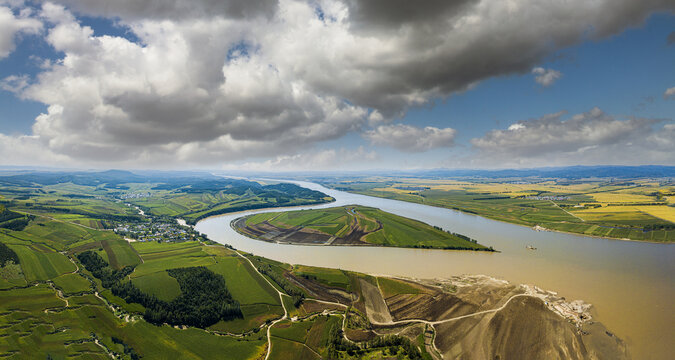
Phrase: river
[{"left": 195, "top": 180, "right": 675, "bottom": 359}]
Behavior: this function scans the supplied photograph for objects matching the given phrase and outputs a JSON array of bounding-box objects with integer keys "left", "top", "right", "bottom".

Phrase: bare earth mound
[{"left": 368, "top": 275, "right": 629, "bottom": 360}]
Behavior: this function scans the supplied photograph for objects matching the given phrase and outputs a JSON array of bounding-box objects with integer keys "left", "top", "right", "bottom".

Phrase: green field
[
  {"left": 246, "top": 206, "right": 490, "bottom": 250},
  {"left": 208, "top": 256, "right": 280, "bottom": 305},
  {"left": 102, "top": 238, "right": 141, "bottom": 269},
  {"left": 52, "top": 273, "right": 92, "bottom": 294},
  {"left": 293, "top": 265, "right": 351, "bottom": 291},
  {"left": 130, "top": 242, "right": 215, "bottom": 277},
  {"left": 269, "top": 316, "right": 342, "bottom": 360},
  {"left": 131, "top": 271, "right": 181, "bottom": 301},
  {"left": 6, "top": 244, "right": 75, "bottom": 282},
  {"left": 377, "top": 277, "right": 423, "bottom": 298}
]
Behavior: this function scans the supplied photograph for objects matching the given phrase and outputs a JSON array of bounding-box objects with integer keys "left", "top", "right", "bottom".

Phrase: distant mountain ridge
[{"left": 417, "top": 165, "right": 675, "bottom": 179}]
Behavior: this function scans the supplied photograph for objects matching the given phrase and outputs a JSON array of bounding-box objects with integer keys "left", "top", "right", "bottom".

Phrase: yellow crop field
[
  {"left": 371, "top": 187, "right": 419, "bottom": 195},
  {"left": 572, "top": 207, "right": 654, "bottom": 222},
  {"left": 572, "top": 206, "right": 633, "bottom": 213},
  {"left": 588, "top": 192, "right": 655, "bottom": 203},
  {"left": 635, "top": 206, "right": 675, "bottom": 223}
]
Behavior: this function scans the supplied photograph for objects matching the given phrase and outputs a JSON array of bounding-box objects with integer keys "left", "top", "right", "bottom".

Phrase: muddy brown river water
[{"left": 195, "top": 180, "right": 675, "bottom": 359}]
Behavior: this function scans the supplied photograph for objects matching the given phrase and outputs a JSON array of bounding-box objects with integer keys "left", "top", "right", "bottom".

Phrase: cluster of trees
[
  {"left": 77, "top": 251, "right": 242, "bottom": 328},
  {"left": 77, "top": 251, "right": 135, "bottom": 287},
  {"left": 407, "top": 244, "right": 495, "bottom": 251},
  {"left": 0, "top": 242, "right": 19, "bottom": 266},
  {"left": 255, "top": 261, "right": 304, "bottom": 307},
  {"left": 0, "top": 216, "right": 32, "bottom": 231},
  {"left": 0, "top": 206, "right": 32, "bottom": 231},
  {"left": 432, "top": 225, "right": 480, "bottom": 244},
  {"left": 643, "top": 223, "right": 675, "bottom": 231},
  {"left": 327, "top": 324, "right": 423, "bottom": 359},
  {"left": 111, "top": 337, "right": 140, "bottom": 360},
  {"left": 0, "top": 206, "right": 23, "bottom": 222}
]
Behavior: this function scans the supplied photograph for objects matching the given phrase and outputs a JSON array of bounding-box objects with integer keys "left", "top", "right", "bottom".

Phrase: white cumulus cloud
[
  {"left": 364, "top": 124, "right": 456, "bottom": 152},
  {"left": 532, "top": 67, "right": 562, "bottom": 87},
  {"left": 470, "top": 108, "right": 674, "bottom": 166},
  {"left": 664, "top": 86, "right": 675, "bottom": 99},
  {"left": 0, "top": 5, "right": 42, "bottom": 59}
]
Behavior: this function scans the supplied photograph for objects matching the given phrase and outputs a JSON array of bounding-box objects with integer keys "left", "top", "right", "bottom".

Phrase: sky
[{"left": 0, "top": 0, "right": 673, "bottom": 171}]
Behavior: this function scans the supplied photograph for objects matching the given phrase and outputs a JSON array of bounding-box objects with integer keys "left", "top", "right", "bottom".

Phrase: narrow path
[
  {"left": 549, "top": 201, "right": 585, "bottom": 222},
  {"left": 13, "top": 210, "right": 111, "bottom": 231},
  {"left": 234, "top": 251, "right": 288, "bottom": 360},
  {"left": 369, "top": 293, "right": 532, "bottom": 326}
]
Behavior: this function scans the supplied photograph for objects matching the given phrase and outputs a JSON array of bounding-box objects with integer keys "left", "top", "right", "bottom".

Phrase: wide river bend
[{"left": 195, "top": 180, "right": 675, "bottom": 359}]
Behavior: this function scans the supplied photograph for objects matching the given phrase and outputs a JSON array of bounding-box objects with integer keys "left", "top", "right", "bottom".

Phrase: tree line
[{"left": 254, "top": 260, "right": 305, "bottom": 307}]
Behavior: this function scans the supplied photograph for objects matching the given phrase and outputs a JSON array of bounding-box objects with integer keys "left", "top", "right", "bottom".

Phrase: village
[{"left": 113, "top": 220, "right": 206, "bottom": 243}]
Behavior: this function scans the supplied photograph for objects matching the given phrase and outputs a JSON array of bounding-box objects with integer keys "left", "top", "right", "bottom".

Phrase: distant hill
[{"left": 0, "top": 169, "right": 219, "bottom": 187}]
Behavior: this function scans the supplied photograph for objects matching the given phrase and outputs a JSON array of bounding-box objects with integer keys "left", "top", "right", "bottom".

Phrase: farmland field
[
  {"left": 321, "top": 177, "right": 675, "bottom": 242},
  {"left": 101, "top": 238, "right": 141, "bottom": 269},
  {"left": 239, "top": 206, "right": 491, "bottom": 250},
  {"left": 208, "top": 255, "right": 280, "bottom": 305},
  {"left": 52, "top": 273, "right": 91, "bottom": 294},
  {"left": 293, "top": 265, "right": 351, "bottom": 291},
  {"left": 7, "top": 244, "right": 75, "bottom": 282}
]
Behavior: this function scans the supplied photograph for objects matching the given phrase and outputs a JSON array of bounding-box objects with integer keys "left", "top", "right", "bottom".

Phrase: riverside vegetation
[{"left": 0, "top": 170, "right": 628, "bottom": 359}]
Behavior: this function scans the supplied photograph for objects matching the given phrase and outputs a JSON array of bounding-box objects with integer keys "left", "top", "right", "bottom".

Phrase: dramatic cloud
[
  {"left": 0, "top": 5, "right": 42, "bottom": 58},
  {"left": 470, "top": 108, "right": 674, "bottom": 166},
  {"left": 664, "top": 86, "right": 675, "bottom": 99},
  {"left": 54, "top": 0, "right": 278, "bottom": 20},
  {"left": 532, "top": 67, "right": 562, "bottom": 87},
  {"left": 1, "top": 0, "right": 674, "bottom": 167},
  {"left": 9, "top": 3, "right": 367, "bottom": 166},
  {"left": 364, "top": 124, "right": 456, "bottom": 152}
]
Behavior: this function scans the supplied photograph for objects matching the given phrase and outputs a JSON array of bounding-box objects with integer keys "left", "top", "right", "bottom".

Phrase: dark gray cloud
[
  {"left": 344, "top": 0, "right": 477, "bottom": 29},
  {"left": 53, "top": 0, "right": 278, "bottom": 20}
]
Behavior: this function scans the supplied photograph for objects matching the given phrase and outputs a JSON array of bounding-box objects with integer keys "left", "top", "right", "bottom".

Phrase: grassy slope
[
  {"left": 131, "top": 271, "right": 182, "bottom": 302},
  {"left": 293, "top": 265, "right": 351, "bottom": 291},
  {"left": 269, "top": 316, "right": 341, "bottom": 360},
  {"left": 128, "top": 187, "right": 330, "bottom": 224}
]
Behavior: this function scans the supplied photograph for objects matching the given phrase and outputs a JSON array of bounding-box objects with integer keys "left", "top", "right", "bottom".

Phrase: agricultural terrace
[
  {"left": 239, "top": 205, "right": 491, "bottom": 250},
  {"left": 323, "top": 178, "right": 675, "bottom": 242}
]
